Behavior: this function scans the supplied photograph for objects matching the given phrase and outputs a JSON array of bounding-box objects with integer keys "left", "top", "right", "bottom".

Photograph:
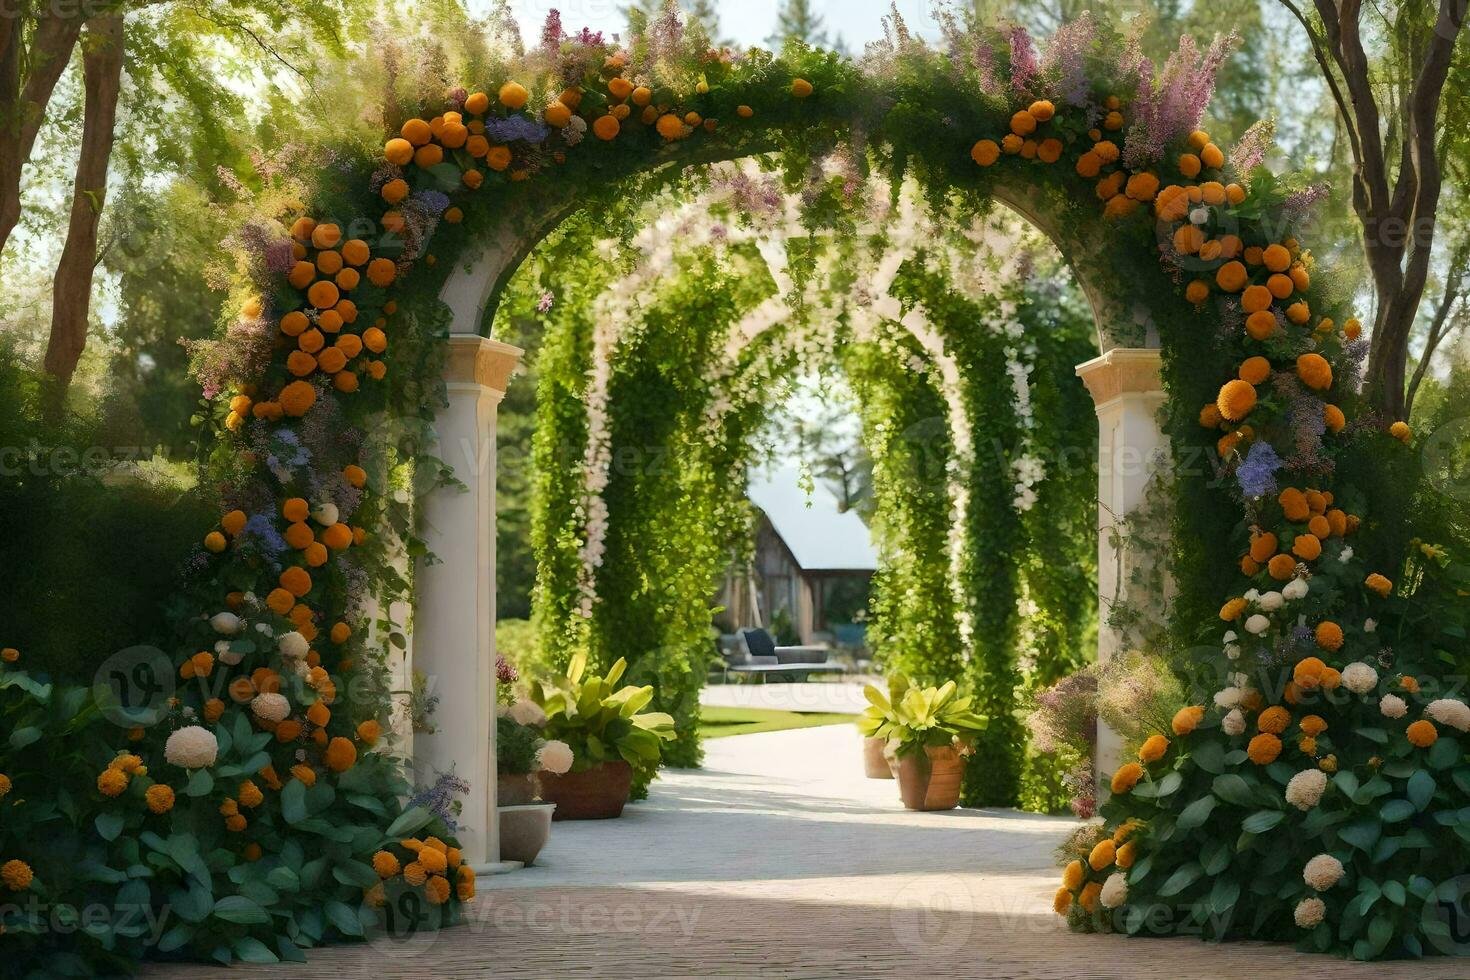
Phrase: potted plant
[
  {"left": 495, "top": 707, "right": 572, "bottom": 865},
  {"left": 858, "top": 679, "right": 987, "bottom": 811},
  {"left": 860, "top": 675, "right": 909, "bottom": 778},
  {"left": 528, "top": 653, "right": 676, "bottom": 820}
]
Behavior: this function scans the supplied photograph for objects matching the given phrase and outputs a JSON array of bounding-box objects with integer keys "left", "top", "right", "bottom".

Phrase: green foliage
[
  {"left": 496, "top": 715, "right": 543, "bottom": 775},
  {"left": 529, "top": 652, "right": 678, "bottom": 783}
]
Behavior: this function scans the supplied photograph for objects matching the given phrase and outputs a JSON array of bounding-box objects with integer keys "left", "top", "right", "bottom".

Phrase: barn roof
[{"left": 747, "top": 466, "right": 879, "bottom": 572}]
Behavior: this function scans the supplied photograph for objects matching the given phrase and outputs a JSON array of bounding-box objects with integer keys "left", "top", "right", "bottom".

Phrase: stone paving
[{"left": 145, "top": 724, "right": 1459, "bottom": 978}]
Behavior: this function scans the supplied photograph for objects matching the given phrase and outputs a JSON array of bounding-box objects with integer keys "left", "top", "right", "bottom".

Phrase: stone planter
[
  {"left": 497, "top": 772, "right": 541, "bottom": 806},
  {"left": 538, "top": 761, "right": 633, "bottom": 820},
  {"left": 863, "top": 736, "right": 894, "bottom": 779},
  {"left": 498, "top": 803, "right": 555, "bottom": 865},
  {"left": 895, "top": 745, "right": 965, "bottom": 811}
]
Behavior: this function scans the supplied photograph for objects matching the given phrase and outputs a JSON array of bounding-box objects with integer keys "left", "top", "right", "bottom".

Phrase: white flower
[
  {"left": 278, "top": 632, "right": 309, "bottom": 661},
  {"left": 251, "top": 692, "right": 291, "bottom": 723},
  {"left": 1380, "top": 694, "right": 1408, "bottom": 719},
  {"left": 1100, "top": 872, "right": 1129, "bottom": 909},
  {"left": 214, "top": 640, "right": 231, "bottom": 654},
  {"left": 1214, "top": 687, "right": 1243, "bottom": 709},
  {"left": 210, "top": 612, "right": 240, "bottom": 635},
  {"left": 1244, "top": 588, "right": 1261, "bottom": 602},
  {"left": 1222, "top": 708, "right": 1246, "bottom": 736},
  {"left": 1342, "top": 662, "right": 1379, "bottom": 695},
  {"left": 255, "top": 623, "right": 274, "bottom": 637},
  {"left": 1245, "top": 614, "right": 1271, "bottom": 635},
  {"left": 508, "top": 699, "right": 547, "bottom": 727},
  {"left": 1189, "top": 206, "right": 1210, "bottom": 225},
  {"left": 218, "top": 647, "right": 244, "bottom": 667},
  {"left": 1426, "top": 699, "right": 1470, "bottom": 732},
  {"left": 165, "top": 726, "right": 219, "bottom": 769},
  {"left": 1258, "top": 591, "right": 1284, "bottom": 612},
  {"left": 1286, "top": 769, "right": 1328, "bottom": 811},
  {"left": 1338, "top": 546, "right": 1354, "bottom": 563},
  {"left": 1303, "top": 854, "right": 1344, "bottom": 891},
  {"left": 1222, "top": 630, "right": 1238, "bottom": 644},
  {"left": 1364, "top": 618, "right": 1377, "bottom": 633},
  {"left": 1294, "top": 897, "right": 1326, "bottom": 928},
  {"left": 1225, "top": 643, "right": 1241, "bottom": 661},
  {"left": 535, "top": 739, "right": 574, "bottom": 775},
  {"left": 311, "top": 502, "right": 339, "bottom": 526},
  {"left": 1283, "top": 578, "right": 1310, "bottom": 601},
  {"left": 1231, "top": 672, "right": 1249, "bottom": 688}
]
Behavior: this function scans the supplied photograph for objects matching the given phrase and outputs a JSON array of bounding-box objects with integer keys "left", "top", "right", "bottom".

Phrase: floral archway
[{"left": 2, "top": 6, "right": 1457, "bottom": 972}]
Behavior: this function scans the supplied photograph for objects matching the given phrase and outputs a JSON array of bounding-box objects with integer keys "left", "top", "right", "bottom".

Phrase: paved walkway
[
  {"left": 699, "top": 679, "right": 873, "bottom": 714},
  {"left": 146, "top": 725, "right": 1456, "bottom": 978}
]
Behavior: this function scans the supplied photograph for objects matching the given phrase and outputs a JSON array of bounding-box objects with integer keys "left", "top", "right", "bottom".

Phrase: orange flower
[
  {"left": 1238, "top": 356, "right": 1271, "bottom": 385},
  {"left": 358, "top": 720, "right": 382, "bottom": 745},
  {"left": 1079, "top": 881, "right": 1103, "bottom": 912},
  {"left": 1296, "top": 353, "right": 1333, "bottom": 391},
  {"left": 1389, "top": 421, "right": 1412, "bottom": 443},
  {"left": 1216, "top": 379, "right": 1257, "bottom": 422},
  {"left": 325, "top": 736, "right": 357, "bottom": 772},
  {"left": 1257, "top": 706, "right": 1291, "bottom": 734},
  {"left": 145, "top": 784, "right": 175, "bottom": 814},
  {"left": 1124, "top": 172, "right": 1160, "bottom": 201},
  {"left": 1088, "top": 838, "right": 1117, "bottom": 870},
  {"left": 1171, "top": 705, "right": 1205, "bottom": 735},
  {"left": 425, "top": 874, "right": 451, "bottom": 905},
  {"left": 1407, "top": 720, "right": 1438, "bottom": 748},
  {"left": 970, "top": 139, "right": 1000, "bottom": 166},
  {"left": 2, "top": 859, "right": 34, "bottom": 891},
  {"left": 1315, "top": 621, "right": 1344, "bottom": 651},
  {"left": 1299, "top": 715, "right": 1327, "bottom": 736},
  {"left": 1249, "top": 532, "right": 1278, "bottom": 563},
  {"left": 1116, "top": 840, "right": 1138, "bottom": 869},
  {"left": 1110, "top": 762, "right": 1144, "bottom": 794},
  {"left": 1053, "top": 886, "right": 1072, "bottom": 916},
  {"left": 372, "top": 851, "right": 401, "bottom": 878},
  {"left": 1247, "top": 732, "right": 1282, "bottom": 764},
  {"left": 1215, "top": 260, "right": 1247, "bottom": 292},
  {"left": 290, "top": 764, "right": 316, "bottom": 786},
  {"left": 1292, "top": 534, "right": 1322, "bottom": 561},
  {"left": 1293, "top": 657, "right": 1326, "bottom": 690},
  {"left": 1138, "top": 734, "right": 1169, "bottom": 763}
]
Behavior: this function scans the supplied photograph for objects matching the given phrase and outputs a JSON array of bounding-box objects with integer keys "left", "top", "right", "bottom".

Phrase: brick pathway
[{"left": 144, "top": 725, "right": 1457, "bottom": 978}]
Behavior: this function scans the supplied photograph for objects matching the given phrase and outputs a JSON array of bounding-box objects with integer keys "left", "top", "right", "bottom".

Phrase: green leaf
[
  {"left": 332, "top": 860, "right": 379, "bottom": 889},
  {"left": 266, "top": 866, "right": 299, "bottom": 892},
  {"left": 1209, "top": 876, "right": 1240, "bottom": 913},
  {"left": 1201, "top": 839, "right": 1231, "bottom": 875},
  {"left": 95, "top": 812, "right": 125, "bottom": 842},
  {"left": 1177, "top": 794, "right": 1218, "bottom": 830},
  {"left": 185, "top": 769, "right": 214, "bottom": 797},
  {"left": 1429, "top": 736, "right": 1461, "bottom": 770},
  {"left": 281, "top": 779, "right": 308, "bottom": 825},
  {"left": 231, "top": 937, "right": 278, "bottom": 964},
  {"left": 1339, "top": 818, "right": 1382, "bottom": 852},
  {"left": 9, "top": 726, "right": 41, "bottom": 749},
  {"left": 1242, "top": 810, "right": 1284, "bottom": 833},
  {"left": 1381, "top": 799, "right": 1416, "bottom": 823},
  {"left": 384, "top": 805, "right": 434, "bottom": 839},
  {"left": 325, "top": 900, "right": 364, "bottom": 937},
  {"left": 1158, "top": 862, "right": 1203, "bottom": 897},
  {"left": 1154, "top": 771, "right": 1183, "bottom": 798},
  {"left": 212, "top": 896, "right": 268, "bottom": 925},
  {"left": 1211, "top": 774, "right": 1257, "bottom": 807},
  {"left": 1383, "top": 880, "right": 1406, "bottom": 906},
  {"left": 1333, "top": 771, "right": 1361, "bottom": 799},
  {"left": 1191, "top": 739, "right": 1225, "bottom": 774}
]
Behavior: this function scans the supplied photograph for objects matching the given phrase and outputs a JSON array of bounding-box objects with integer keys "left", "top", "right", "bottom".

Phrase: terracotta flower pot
[
  {"left": 895, "top": 745, "right": 965, "bottom": 811},
  {"left": 498, "top": 803, "right": 555, "bottom": 865},
  {"left": 497, "top": 772, "right": 541, "bottom": 806},
  {"left": 863, "top": 736, "right": 894, "bottom": 779},
  {"left": 538, "top": 761, "right": 633, "bottom": 820}
]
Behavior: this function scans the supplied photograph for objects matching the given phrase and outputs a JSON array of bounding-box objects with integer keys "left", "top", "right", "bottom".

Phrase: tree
[
  {"left": 768, "top": 0, "right": 827, "bottom": 49},
  {"left": 1278, "top": 0, "right": 1470, "bottom": 418}
]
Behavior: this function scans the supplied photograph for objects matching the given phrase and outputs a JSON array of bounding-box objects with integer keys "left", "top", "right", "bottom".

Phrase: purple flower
[
  {"left": 540, "top": 9, "right": 564, "bottom": 61},
  {"left": 1230, "top": 118, "right": 1276, "bottom": 175},
  {"left": 484, "top": 115, "right": 549, "bottom": 144},
  {"left": 497, "top": 653, "right": 519, "bottom": 685},
  {"left": 265, "top": 239, "right": 295, "bottom": 273},
  {"left": 537, "top": 291, "right": 555, "bottom": 313},
  {"left": 1236, "top": 439, "right": 1283, "bottom": 498},
  {"left": 239, "top": 514, "right": 287, "bottom": 558},
  {"left": 414, "top": 190, "right": 451, "bottom": 216},
  {"left": 1008, "top": 26, "right": 1039, "bottom": 96},
  {"left": 1043, "top": 13, "right": 1097, "bottom": 107},
  {"left": 408, "top": 769, "right": 472, "bottom": 832},
  {"left": 1123, "top": 32, "right": 1239, "bottom": 169}
]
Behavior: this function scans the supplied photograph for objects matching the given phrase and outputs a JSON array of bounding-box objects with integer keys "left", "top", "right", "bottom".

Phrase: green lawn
[{"left": 698, "top": 707, "right": 857, "bottom": 739}]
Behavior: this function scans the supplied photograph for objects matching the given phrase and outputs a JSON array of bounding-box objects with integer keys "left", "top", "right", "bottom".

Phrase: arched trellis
[{"left": 415, "top": 163, "right": 1147, "bottom": 859}]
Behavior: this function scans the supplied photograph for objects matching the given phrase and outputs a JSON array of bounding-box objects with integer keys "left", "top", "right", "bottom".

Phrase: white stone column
[
  {"left": 415, "top": 336, "right": 522, "bottom": 871},
  {"left": 1075, "top": 348, "right": 1168, "bottom": 789}
]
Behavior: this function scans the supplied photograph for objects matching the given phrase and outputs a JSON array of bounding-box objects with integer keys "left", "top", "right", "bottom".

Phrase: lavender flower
[
  {"left": 1008, "top": 26, "right": 1039, "bottom": 96},
  {"left": 1043, "top": 13, "right": 1097, "bottom": 107},
  {"left": 265, "top": 239, "right": 295, "bottom": 274},
  {"left": 414, "top": 190, "right": 451, "bottom": 216},
  {"left": 540, "top": 9, "right": 564, "bottom": 61},
  {"left": 1236, "top": 439, "right": 1283, "bottom": 498},
  {"left": 497, "top": 653, "right": 518, "bottom": 686},
  {"left": 1282, "top": 183, "right": 1330, "bottom": 220},
  {"left": 408, "top": 769, "right": 471, "bottom": 832},
  {"left": 1124, "top": 32, "right": 1239, "bottom": 169},
  {"left": 1230, "top": 117, "right": 1276, "bottom": 175},
  {"left": 537, "top": 291, "right": 555, "bottom": 313},
  {"left": 239, "top": 514, "right": 287, "bottom": 558}
]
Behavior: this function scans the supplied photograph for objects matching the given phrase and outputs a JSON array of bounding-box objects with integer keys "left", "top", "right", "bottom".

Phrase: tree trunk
[
  {"left": 43, "top": 14, "right": 125, "bottom": 387},
  {"left": 0, "top": 12, "right": 85, "bottom": 257}
]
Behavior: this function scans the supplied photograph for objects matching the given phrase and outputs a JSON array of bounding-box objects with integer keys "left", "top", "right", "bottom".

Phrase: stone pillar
[
  {"left": 1075, "top": 348, "right": 1168, "bottom": 788},
  {"left": 415, "top": 335, "right": 522, "bottom": 871}
]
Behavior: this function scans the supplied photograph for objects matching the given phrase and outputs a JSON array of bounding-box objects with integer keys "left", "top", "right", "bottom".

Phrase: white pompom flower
[
  {"left": 1214, "top": 687, "right": 1243, "bottom": 709},
  {"left": 1221, "top": 708, "right": 1246, "bottom": 736},
  {"left": 210, "top": 612, "right": 241, "bottom": 635},
  {"left": 1258, "top": 591, "right": 1284, "bottom": 612},
  {"left": 1294, "top": 897, "right": 1326, "bottom": 928},
  {"left": 311, "top": 502, "right": 339, "bottom": 526},
  {"left": 1342, "top": 662, "right": 1379, "bottom": 695},
  {"left": 1245, "top": 614, "right": 1271, "bottom": 635},
  {"left": 508, "top": 699, "right": 547, "bottom": 727},
  {"left": 278, "top": 632, "right": 309, "bottom": 661},
  {"left": 1285, "top": 769, "right": 1327, "bottom": 811},
  {"left": 535, "top": 739, "right": 574, "bottom": 775},
  {"left": 1100, "top": 872, "right": 1129, "bottom": 909},
  {"left": 1379, "top": 694, "right": 1408, "bottom": 719},
  {"left": 1426, "top": 699, "right": 1470, "bottom": 732},
  {"left": 251, "top": 692, "right": 291, "bottom": 724},
  {"left": 165, "top": 726, "right": 219, "bottom": 769},
  {"left": 1303, "top": 854, "right": 1344, "bottom": 891},
  {"left": 1283, "top": 578, "right": 1309, "bottom": 601}
]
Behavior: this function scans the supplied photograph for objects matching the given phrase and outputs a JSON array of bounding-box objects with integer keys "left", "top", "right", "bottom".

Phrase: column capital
[
  {"left": 445, "top": 336, "right": 524, "bottom": 393},
  {"left": 1075, "top": 347, "right": 1164, "bottom": 408}
]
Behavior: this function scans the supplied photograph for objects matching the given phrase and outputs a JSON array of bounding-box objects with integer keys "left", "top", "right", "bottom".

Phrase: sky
[{"left": 474, "top": 0, "right": 948, "bottom": 51}]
